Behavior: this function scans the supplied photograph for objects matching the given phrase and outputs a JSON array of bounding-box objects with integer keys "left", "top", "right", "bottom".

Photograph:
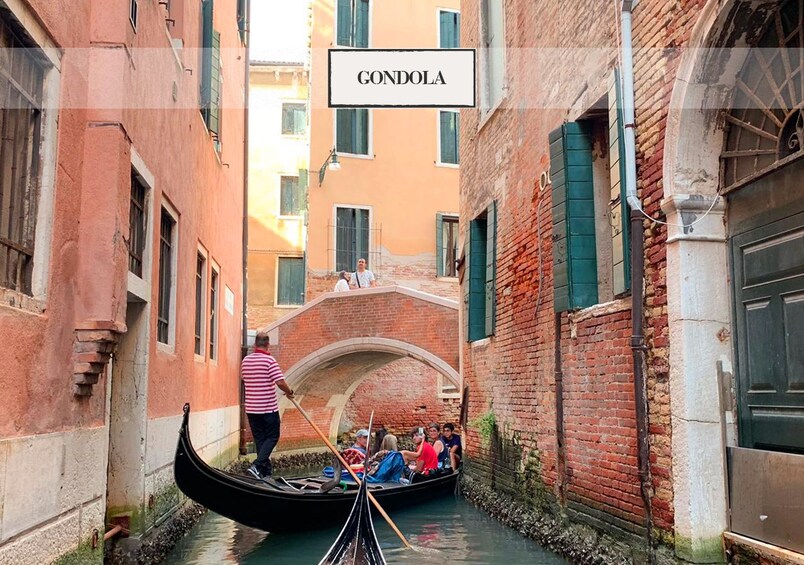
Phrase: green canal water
[{"left": 162, "top": 496, "right": 568, "bottom": 564}]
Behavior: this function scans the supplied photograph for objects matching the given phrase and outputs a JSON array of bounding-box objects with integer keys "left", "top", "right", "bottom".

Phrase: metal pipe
[
  {"left": 239, "top": 0, "right": 252, "bottom": 456},
  {"left": 553, "top": 312, "right": 566, "bottom": 504},
  {"left": 103, "top": 525, "right": 124, "bottom": 541},
  {"left": 621, "top": 1, "right": 654, "bottom": 558}
]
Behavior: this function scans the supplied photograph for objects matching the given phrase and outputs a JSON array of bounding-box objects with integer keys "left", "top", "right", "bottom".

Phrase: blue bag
[{"left": 366, "top": 452, "right": 406, "bottom": 483}]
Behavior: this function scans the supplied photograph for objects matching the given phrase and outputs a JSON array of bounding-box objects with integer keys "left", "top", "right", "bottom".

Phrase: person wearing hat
[{"left": 342, "top": 428, "right": 370, "bottom": 467}]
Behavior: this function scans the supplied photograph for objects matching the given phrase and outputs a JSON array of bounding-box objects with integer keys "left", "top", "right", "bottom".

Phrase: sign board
[{"left": 329, "top": 49, "right": 476, "bottom": 108}]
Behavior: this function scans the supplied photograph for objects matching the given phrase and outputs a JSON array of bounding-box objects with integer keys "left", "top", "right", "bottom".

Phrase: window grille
[
  {"left": 129, "top": 171, "right": 147, "bottom": 277},
  {"left": 157, "top": 209, "right": 176, "bottom": 344}
]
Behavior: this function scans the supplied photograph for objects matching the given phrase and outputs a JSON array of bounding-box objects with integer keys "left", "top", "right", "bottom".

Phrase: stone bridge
[{"left": 260, "top": 286, "right": 460, "bottom": 452}]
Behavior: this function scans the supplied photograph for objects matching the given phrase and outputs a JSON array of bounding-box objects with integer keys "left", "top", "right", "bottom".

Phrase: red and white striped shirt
[{"left": 241, "top": 349, "right": 285, "bottom": 414}]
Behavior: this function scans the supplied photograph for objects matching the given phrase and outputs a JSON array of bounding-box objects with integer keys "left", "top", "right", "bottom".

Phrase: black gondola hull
[{"left": 174, "top": 405, "right": 459, "bottom": 533}]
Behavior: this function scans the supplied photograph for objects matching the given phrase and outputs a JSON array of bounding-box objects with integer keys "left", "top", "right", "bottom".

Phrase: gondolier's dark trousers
[{"left": 248, "top": 411, "right": 280, "bottom": 476}]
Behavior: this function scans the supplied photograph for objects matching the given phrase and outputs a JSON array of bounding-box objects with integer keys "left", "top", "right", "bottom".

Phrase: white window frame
[
  {"left": 128, "top": 148, "right": 155, "bottom": 302},
  {"left": 0, "top": 0, "right": 61, "bottom": 312},
  {"left": 280, "top": 99, "right": 308, "bottom": 138},
  {"left": 437, "top": 373, "right": 462, "bottom": 399},
  {"left": 332, "top": 108, "right": 373, "bottom": 159},
  {"left": 436, "top": 109, "right": 460, "bottom": 168},
  {"left": 436, "top": 7, "right": 460, "bottom": 48},
  {"left": 478, "top": 0, "right": 507, "bottom": 121},
  {"left": 194, "top": 244, "right": 208, "bottom": 361},
  {"left": 333, "top": 0, "right": 373, "bottom": 48},
  {"left": 209, "top": 260, "right": 220, "bottom": 363},
  {"left": 331, "top": 204, "right": 373, "bottom": 274},
  {"left": 437, "top": 212, "right": 460, "bottom": 279},
  {"left": 277, "top": 173, "right": 304, "bottom": 219},
  {"left": 157, "top": 199, "right": 180, "bottom": 354},
  {"left": 274, "top": 255, "right": 305, "bottom": 309}
]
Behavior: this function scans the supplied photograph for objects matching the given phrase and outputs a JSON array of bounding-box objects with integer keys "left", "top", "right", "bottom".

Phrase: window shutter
[
  {"left": 356, "top": 0, "right": 369, "bottom": 48},
  {"left": 200, "top": 0, "right": 214, "bottom": 115},
  {"left": 440, "top": 12, "right": 460, "bottom": 48},
  {"left": 337, "top": 0, "right": 352, "bottom": 46},
  {"left": 549, "top": 122, "right": 598, "bottom": 311},
  {"left": 468, "top": 219, "right": 487, "bottom": 341},
  {"left": 436, "top": 213, "right": 445, "bottom": 277},
  {"left": 291, "top": 258, "right": 304, "bottom": 305},
  {"left": 356, "top": 109, "right": 368, "bottom": 155},
  {"left": 463, "top": 235, "right": 470, "bottom": 341},
  {"left": 336, "top": 109, "right": 353, "bottom": 153},
  {"left": 208, "top": 30, "right": 221, "bottom": 136},
  {"left": 609, "top": 68, "right": 631, "bottom": 294},
  {"left": 237, "top": 0, "right": 247, "bottom": 44},
  {"left": 485, "top": 200, "right": 497, "bottom": 337},
  {"left": 298, "top": 168, "right": 308, "bottom": 218}
]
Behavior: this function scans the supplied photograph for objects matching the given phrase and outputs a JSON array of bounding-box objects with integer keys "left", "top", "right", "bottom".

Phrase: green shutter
[
  {"left": 440, "top": 11, "right": 460, "bottom": 48},
  {"left": 278, "top": 258, "right": 304, "bottom": 306},
  {"left": 336, "top": 109, "right": 353, "bottom": 153},
  {"left": 356, "top": 109, "right": 368, "bottom": 154},
  {"left": 337, "top": 0, "right": 351, "bottom": 45},
  {"left": 610, "top": 68, "right": 631, "bottom": 294},
  {"left": 485, "top": 201, "right": 497, "bottom": 337},
  {"left": 468, "top": 218, "right": 487, "bottom": 341},
  {"left": 200, "top": 0, "right": 214, "bottom": 114},
  {"left": 440, "top": 111, "right": 458, "bottom": 164},
  {"left": 436, "top": 213, "right": 445, "bottom": 277},
  {"left": 207, "top": 29, "right": 221, "bottom": 136},
  {"left": 356, "top": 0, "right": 369, "bottom": 47},
  {"left": 298, "top": 168, "right": 308, "bottom": 219},
  {"left": 463, "top": 234, "right": 471, "bottom": 341},
  {"left": 237, "top": 0, "right": 247, "bottom": 44},
  {"left": 549, "top": 122, "right": 598, "bottom": 311}
]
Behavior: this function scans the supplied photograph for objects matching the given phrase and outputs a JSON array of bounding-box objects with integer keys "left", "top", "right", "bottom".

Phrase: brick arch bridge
[{"left": 260, "top": 286, "right": 460, "bottom": 452}]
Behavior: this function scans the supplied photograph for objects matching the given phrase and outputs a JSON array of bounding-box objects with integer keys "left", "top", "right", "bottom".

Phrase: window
[
  {"left": 282, "top": 103, "right": 306, "bottom": 136},
  {"left": 237, "top": 0, "right": 248, "bottom": 44},
  {"left": 481, "top": 0, "right": 505, "bottom": 110},
  {"left": 437, "top": 214, "right": 459, "bottom": 277},
  {"left": 130, "top": 0, "right": 138, "bottom": 28},
  {"left": 336, "top": 207, "right": 369, "bottom": 272},
  {"left": 210, "top": 266, "right": 219, "bottom": 359},
  {"left": 439, "top": 111, "right": 460, "bottom": 165},
  {"left": 157, "top": 208, "right": 177, "bottom": 345},
  {"left": 277, "top": 257, "right": 304, "bottom": 306},
  {"left": 336, "top": 109, "right": 369, "bottom": 155},
  {"left": 280, "top": 176, "right": 303, "bottom": 216},
  {"left": 129, "top": 170, "right": 148, "bottom": 278},
  {"left": 548, "top": 70, "right": 630, "bottom": 312},
  {"left": 336, "top": 0, "right": 369, "bottom": 48},
  {"left": 200, "top": 0, "right": 221, "bottom": 137},
  {"left": 194, "top": 250, "right": 207, "bottom": 356},
  {"left": 0, "top": 16, "right": 45, "bottom": 295},
  {"left": 439, "top": 10, "right": 460, "bottom": 48},
  {"left": 465, "top": 202, "right": 496, "bottom": 341}
]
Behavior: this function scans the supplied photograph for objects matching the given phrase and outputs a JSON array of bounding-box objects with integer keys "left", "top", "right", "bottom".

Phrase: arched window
[{"left": 722, "top": 0, "right": 804, "bottom": 189}]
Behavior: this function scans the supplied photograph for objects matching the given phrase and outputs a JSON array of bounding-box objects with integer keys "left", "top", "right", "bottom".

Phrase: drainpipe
[
  {"left": 240, "top": 0, "right": 252, "bottom": 455},
  {"left": 553, "top": 313, "right": 566, "bottom": 504},
  {"left": 621, "top": 0, "right": 654, "bottom": 558}
]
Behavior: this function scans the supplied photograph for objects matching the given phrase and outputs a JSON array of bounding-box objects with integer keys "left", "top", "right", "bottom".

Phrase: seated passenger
[
  {"left": 341, "top": 429, "right": 369, "bottom": 467},
  {"left": 366, "top": 433, "right": 398, "bottom": 476},
  {"left": 400, "top": 427, "right": 438, "bottom": 474},
  {"left": 426, "top": 422, "right": 447, "bottom": 467},
  {"left": 441, "top": 422, "right": 463, "bottom": 469}
]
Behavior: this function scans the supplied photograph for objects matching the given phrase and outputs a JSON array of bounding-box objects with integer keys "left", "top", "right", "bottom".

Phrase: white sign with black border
[{"left": 329, "top": 49, "right": 476, "bottom": 108}]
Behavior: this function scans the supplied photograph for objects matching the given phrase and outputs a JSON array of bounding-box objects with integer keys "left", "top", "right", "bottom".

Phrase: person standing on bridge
[
  {"left": 334, "top": 270, "right": 351, "bottom": 292},
  {"left": 242, "top": 331, "right": 294, "bottom": 481},
  {"left": 350, "top": 258, "right": 376, "bottom": 289}
]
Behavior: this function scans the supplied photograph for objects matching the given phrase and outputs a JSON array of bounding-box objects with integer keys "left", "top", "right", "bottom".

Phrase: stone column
[{"left": 661, "top": 194, "right": 731, "bottom": 563}]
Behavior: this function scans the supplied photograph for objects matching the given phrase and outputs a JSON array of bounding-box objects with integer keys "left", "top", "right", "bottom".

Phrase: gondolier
[{"left": 242, "top": 331, "right": 294, "bottom": 480}]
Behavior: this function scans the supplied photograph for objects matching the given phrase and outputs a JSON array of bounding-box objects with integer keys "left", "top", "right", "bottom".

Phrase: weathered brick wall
[
  {"left": 342, "top": 358, "right": 462, "bottom": 437},
  {"left": 459, "top": 0, "right": 708, "bottom": 542}
]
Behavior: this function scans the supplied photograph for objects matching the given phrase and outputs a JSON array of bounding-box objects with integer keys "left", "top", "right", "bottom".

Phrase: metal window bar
[
  {"left": 0, "top": 17, "right": 45, "bottom": 295},
  {"left": 129, "top": 171, "right": 147, "bottom": 277},
  {"left": 157, "top": 210, "right": 175, "bottom": 344},
  {"left": 194, "top": 253, "right": 204, "bottom": 355},
  {"left": 209, "top": 269, "right": 218, "bottom": 359}
]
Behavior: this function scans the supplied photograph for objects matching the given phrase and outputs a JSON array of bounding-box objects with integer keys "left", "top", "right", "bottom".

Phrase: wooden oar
[{"left": 288, "top": 396, "right": 413, "bottom": 550}]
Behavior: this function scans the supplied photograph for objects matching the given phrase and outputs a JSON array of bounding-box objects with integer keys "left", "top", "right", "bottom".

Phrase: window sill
[
  {"left": 281, "top": 134, "right": 306, "bottom": 139},
  {"left": 274, "top": 304, "right": 302, "bottom": 309},
  {"left": 194, "top": 353, "right": 206, "bottom": 364},
  {"left": 157, "top": 342, "right": 176, "bottom": 355},
  {"left": 469, "top": 337, "right": 491, "bottom": 348},
  {"left": 0, "top": 288, "right": 46, "bottom": 316},
  {"left": 437, "top": 393, "right": 462, "bottom": 400},
  {"left": 435, "top": 162, "right": 460, "bottom": 169},
  {"left": 277, "top": 215, "right": 304, "bottom": 221},
  {"left": 436, "top": 276, "right": 459, "bottom": 281},
  {"left": 338, "top": 152, "right": 373, "bottom": 160}
]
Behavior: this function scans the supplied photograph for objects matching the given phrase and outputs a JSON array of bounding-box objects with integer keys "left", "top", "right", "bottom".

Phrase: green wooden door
[{"left": 732, "top": 210, "right": 804, "bottom": 453}]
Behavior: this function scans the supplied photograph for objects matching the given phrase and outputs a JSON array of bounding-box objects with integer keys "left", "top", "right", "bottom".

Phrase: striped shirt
[{"left": 241, "top": 349, "right": 285, "bottom": 414}]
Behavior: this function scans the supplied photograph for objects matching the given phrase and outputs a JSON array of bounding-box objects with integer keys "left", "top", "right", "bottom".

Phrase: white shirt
[
  {"left": 334, "top": 279, "right": 350, "bottom": 292},
  {"left": 350, "top": 270, "right": 375, "bottom": 288}
]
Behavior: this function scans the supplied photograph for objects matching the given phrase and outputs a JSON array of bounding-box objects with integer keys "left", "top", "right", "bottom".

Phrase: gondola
[
  {"left": 174, "top": 404, "right": 459, "bottom": 533},
  {"left": 319, "top": 414, "right": 386, "bottom": 565}
]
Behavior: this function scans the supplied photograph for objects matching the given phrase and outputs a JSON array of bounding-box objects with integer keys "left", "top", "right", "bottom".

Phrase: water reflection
[{"left": 164, "top": 496, "right": 567, "bottom": 564}]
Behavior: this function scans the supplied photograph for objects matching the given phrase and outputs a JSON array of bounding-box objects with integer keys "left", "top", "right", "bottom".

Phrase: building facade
[
  {"left": 461, "top": 0, "right": 804, "bottom": 562},
  {"left": 247, "top": 62, "right": 309, "bottom": 328},
  {"left": 0, "top": 0, "right": 246, "bottom": 562},
  {"left": 307, "top": 0, "right": 462, "bottom": 301}
]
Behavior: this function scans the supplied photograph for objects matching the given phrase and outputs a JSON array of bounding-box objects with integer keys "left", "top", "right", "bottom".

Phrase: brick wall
[{"left": 458, "top": 0, "right": 710, "bottom": 542}]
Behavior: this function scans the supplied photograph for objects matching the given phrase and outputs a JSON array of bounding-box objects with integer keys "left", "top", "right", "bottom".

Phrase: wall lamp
[{"left": 318, "top": 147, "right": 341, "bottom": 186}]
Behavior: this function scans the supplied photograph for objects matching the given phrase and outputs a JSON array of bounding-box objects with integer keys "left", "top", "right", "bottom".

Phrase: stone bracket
[{"left": 72, "top": 320, "right": 126, "bottom": 397}]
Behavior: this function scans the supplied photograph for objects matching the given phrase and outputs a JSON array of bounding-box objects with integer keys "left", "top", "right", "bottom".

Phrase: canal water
[{"left": 163, "top": 496, "right": 568, "bottom": 564}]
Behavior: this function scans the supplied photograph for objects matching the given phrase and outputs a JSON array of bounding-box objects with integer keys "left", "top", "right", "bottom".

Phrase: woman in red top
[{"left": 401, "top": 427, "right": 438, "bottom": 473}]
